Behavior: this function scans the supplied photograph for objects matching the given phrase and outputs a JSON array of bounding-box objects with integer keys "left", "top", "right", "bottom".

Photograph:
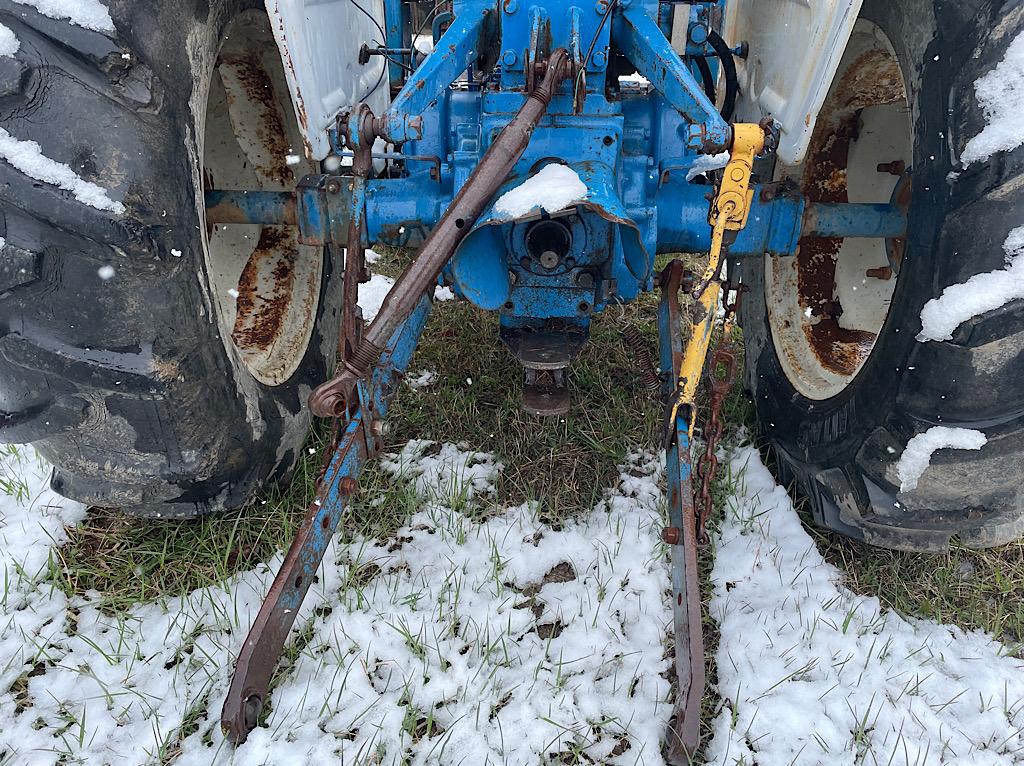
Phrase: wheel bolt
[{"left": 866, "top": 266, "right": 893, "bottom": 280}]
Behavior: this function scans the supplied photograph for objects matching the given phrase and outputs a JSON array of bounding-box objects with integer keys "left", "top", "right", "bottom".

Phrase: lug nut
[{"left": 866, "top": 266, "right": 893, "bottom": 280}]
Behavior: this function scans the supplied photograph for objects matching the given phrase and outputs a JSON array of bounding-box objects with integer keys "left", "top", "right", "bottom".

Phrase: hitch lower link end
[{"left": 661, "top": 122, "right": 767, "bottom": 762}]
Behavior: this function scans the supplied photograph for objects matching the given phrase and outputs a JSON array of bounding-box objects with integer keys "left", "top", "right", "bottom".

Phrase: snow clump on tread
[
  {"left": 0, "top": 128, "right": 124, "bottom": 213},
  {"left": 961, "top": 30, "right": 1024, "bottom": 165},
  {"left": 12, "top": 0, "right": 115, "bottom": 33},
  {"left": 917, "top": 225, "right": 1024, "bottom": 342},
  {"left": 895, "top": 425, "right": 988, "bottom": 492}
]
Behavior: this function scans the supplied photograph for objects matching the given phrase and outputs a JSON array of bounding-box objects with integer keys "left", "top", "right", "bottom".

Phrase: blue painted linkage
[
  {"left": 612, "top": 3, "right": 731, "bottom": 152},
  {"left": 221, "top": 293, "right": 434, "bottom": 743}
]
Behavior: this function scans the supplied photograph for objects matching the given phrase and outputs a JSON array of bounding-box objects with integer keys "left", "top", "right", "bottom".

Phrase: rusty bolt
[
  {"left": 661, "top": 527, "right": 681, "bottom": 545},
  {"left": 326, "top": 180, "right": 341, "bottom": 194},
  {"left": 866, "top": 266, "right": 893, "bottom": 280},
  {"left": 339, "top": 477, "right": 359, "bottom": 496},
  {"left": 876, "top": 160, "right": 906, "bottom": 176}
]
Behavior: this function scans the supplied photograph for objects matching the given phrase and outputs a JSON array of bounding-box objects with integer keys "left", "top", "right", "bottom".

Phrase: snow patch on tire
[
  {"left": 896, "top": 425, "right": 988, "bottom": 492},
  {"left": 11, "top": 0, "right": 114, "bottom": 33},
  {"left": 0, "top": 23, "right": 19, "bottom": 57},
  {"left": 961, "top": 30, "right": 1024, "bottom": 165},
  {"left": 916, "top": 226, "right": 1024, "bottom": 342},
  {"left": 0, "top": 128, "right": 124, "bottom": 213}
]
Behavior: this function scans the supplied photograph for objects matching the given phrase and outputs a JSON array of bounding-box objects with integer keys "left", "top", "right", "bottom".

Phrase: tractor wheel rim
[
  {"left": 200, "top": 9, "right": 323, "bottom": 387},
  {"left": 766, "top": 19, "right": 913, "bottom": 402}
]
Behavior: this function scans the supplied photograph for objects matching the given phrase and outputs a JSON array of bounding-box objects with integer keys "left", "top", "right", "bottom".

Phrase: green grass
[{"left": 806, "top": 519, "right": 1024, "bottom": 646}]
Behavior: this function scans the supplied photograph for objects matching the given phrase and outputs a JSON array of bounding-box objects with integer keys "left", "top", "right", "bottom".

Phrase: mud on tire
[{"left": 0, "top": 1, "right": 342, "bottom": 517}]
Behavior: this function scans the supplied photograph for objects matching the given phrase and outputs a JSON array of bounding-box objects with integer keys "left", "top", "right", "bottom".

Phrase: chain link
[{"left": 693, "top": 287, "right": 742, "bottom": 544}]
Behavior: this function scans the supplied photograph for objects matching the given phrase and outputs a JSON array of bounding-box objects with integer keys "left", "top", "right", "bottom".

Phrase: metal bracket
[{"left": 612, "top": 4, "right": 731, "bottom": 153}]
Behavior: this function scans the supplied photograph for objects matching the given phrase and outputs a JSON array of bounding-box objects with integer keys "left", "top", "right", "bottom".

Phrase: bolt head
[
  {"left": 502, "top": 49, "right": 518, "bottom": 67},
  {"left": 688, "top": 22, "right": 709, "bottom": 45},
  {"left": 661, "top": 527, "right": 681, "bottom": 545},
  {"left": 504, "top": 0, "right": 518, "bottom": 13},
  {"left": 592, "top": 50, "right": 607, "bottom": 69}
]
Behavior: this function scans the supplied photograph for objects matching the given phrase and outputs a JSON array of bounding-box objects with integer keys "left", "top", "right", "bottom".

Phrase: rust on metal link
[
  {"left": 309, "top": 48, "right": 573, "bottom": 418},
  {"left": 340, "top": 104, "right": 375, "bottom": 364},
  {"left": 658, "top": 259, "right": 706, "bottom": 762}
]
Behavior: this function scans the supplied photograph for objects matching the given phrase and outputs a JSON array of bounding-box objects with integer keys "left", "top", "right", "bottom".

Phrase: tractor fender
[
  {"left": 717, "top": 0, "right": 865, "bottom": 165},
  {"left": 264, "top": 0, "right": 390, "bottom": 160}
]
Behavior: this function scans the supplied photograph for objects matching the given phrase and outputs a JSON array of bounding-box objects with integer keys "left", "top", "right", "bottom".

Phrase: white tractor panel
[
  {"left": 265, "top": 0, "right": 390, "bottom": 160},
  {"left": 723, "top": 0, "right": 864, "bottom": 165}
]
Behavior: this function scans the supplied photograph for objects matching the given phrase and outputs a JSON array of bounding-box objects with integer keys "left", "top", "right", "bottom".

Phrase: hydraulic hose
[
  {"left": 693, "top": 55, "right": 716, "bottom": 104},
  {"left": 706, "top": 30, "right": 738, "bottom": 122}
]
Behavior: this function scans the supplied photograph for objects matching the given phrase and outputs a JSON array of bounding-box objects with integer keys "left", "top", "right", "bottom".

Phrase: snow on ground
[
  {"left": 961, "top": 30, "right": 1024, "bottom": 165},
  {"left": 359, "top": 274, "right": 455, "bottom": 322},
  {"left": 706, "top": 445, "right": 1024, "bottom": 766},
  {"left": 358, "top": 273, "right": 395, "bottom": 322},
  {"left": 0, "top": 443, "right": 674, "bottom": 765},
  {"left": 406, "top": 370, "right": 438, "bottom": 390},
  {"left": 896, "top": 426, "right": 988, "bottom": 492},
  {"left": 2, "top": 440, "right": 1023, "bottom": 765},
  {"left": 494, "top": 163, "right": 588, "bottom": 219},
  {"left": 917, "top": 225, "right": 1024, "bottom": 342},
  {"left": 0, "top": 128, "right": 124, "bottom": 214},
  {"left": 11, "top": 0, "right": 114, "bottom": 33},
  {"left": 0, "top": 23, "right": 19, "bottom": 57}
]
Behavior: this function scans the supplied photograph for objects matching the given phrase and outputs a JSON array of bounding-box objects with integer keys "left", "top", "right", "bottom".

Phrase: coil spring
[{"left": 621, "top": 326, "right": 662, "bottom": 393}]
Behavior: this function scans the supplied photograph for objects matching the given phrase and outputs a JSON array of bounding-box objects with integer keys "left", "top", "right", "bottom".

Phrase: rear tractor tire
[
  {"left": 0, "top": 1, "right": 343, "bottom": 517},
  {"left": 740, "top": 0, "right": 1024, "bottom": 551}
]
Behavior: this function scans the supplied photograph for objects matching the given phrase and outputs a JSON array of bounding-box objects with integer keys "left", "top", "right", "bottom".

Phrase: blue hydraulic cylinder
[
  {"left": 376, "top": 6, "right": 490, "bottom": 144},
  {"left": 613, "top": 4, "right": 731, "bottom": 153}
]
